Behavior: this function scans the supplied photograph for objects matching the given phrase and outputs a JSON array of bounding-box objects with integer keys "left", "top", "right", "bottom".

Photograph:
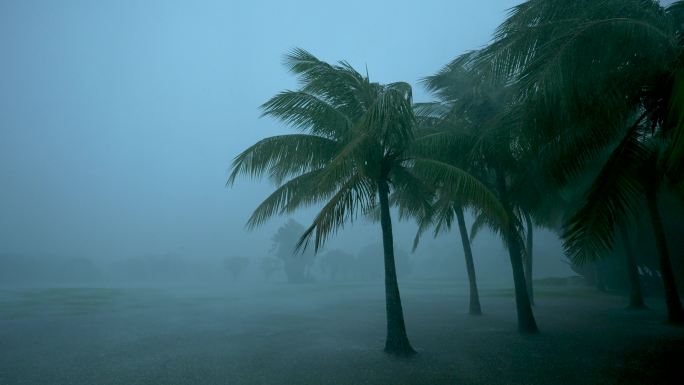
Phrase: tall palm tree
[
  {"left": 408, "top": 98, "right": 485, "bottom": 316},
  {"left": 414, "top": 51, "right": 540, "bottom": 333},
  {"left": 228, "top": 49, "right": 502, "bottom": 355},
  {"left": 482, "top": 0, "right": 684, "bottom": 323}
]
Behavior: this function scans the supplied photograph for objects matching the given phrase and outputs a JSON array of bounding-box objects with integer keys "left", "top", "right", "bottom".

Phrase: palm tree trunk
[
  {"left": 496, "top": 171, "right": 539, "bottom": 334},
  {"left": 646, "top": 191, "right": 684, "bottom": 323},
  {"left": 618, "top": 223, "right": 646, "bottom": 309},
  {"left": 378, "top": 179, "right": 416, "bottom": 355},
  {"left": 524, "top": 213, "right": 534, "bottom": 306},
  {"left": 455, "top": 204, "right": 482, "bottom": 315},
  {"left": 506, "top": 222, "right": 539, "bottom": 334},
  {"left": 594, "top": 262, "right": 607, "bottom": 292}
]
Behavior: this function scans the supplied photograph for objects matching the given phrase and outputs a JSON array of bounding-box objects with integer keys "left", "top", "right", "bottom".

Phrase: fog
[
  {"left": 1, "top": 1, "right": 682, "bottom": 384},
  {"left": 0, "top": 0, "right": 574, "bottom": 286}
]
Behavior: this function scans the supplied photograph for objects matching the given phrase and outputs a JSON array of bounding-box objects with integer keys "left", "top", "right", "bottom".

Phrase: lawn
[{"left": 0, "top": 282, "right": 681, "bottom": 385}]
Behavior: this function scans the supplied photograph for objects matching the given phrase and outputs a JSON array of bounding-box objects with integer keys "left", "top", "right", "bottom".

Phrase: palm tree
[
  {"left": 228, "top": 49, "right": 502, "bottom": 355},
  {"left": 414, "top": 51, "right": 540, "bottom": 333},
  {"left": 481, "top": 0, "right": 684, "bottom": 323},
  {"left": 407, "top": 97, "right": 485, "bottom": 316}
]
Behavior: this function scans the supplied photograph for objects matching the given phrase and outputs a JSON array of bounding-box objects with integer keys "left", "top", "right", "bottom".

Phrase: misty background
[{"left": 0, "top": 0, "right": 573, "bottom": 286}]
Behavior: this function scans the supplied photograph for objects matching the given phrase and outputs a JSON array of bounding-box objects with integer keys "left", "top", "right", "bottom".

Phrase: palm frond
[
  {"left": 391, "top": 166, "right": 434, "bottom": 222},
  {"left": 469, "top": 210, "right": 497, "bottom": 243},
  {"left": 283, "top": 48, "right": 368, "bottom": 117},
  {"left": 411, "top": 158, "right": 508, "bottom": 226},
  {"left": 664, "top": 67, "right": 684, "bottom": 181},
  {"left": 246, "top": 169, "right": 333, "bottom": 229},
  {"left": 562, "top": 119, "right": 653, "bottom": 265},
  {"left": 227, "top": 134, "right": 338, "bottom": 185},
  {"left": 482, "top": 0, "right": 675, "bottom": 137},
  {"left": 260, "top": 91, "right": 352, "bottom": 138},
  {"left": 296, "top": 175, "right": 375, "bottom": 253}
]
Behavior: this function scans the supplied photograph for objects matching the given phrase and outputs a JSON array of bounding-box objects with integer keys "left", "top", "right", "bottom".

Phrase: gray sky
[{"left": 1, "top": 0, "right": 535, "bottom": 262}]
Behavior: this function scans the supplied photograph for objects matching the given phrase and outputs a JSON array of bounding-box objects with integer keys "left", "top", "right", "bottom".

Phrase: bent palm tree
[
  {"left": 228, "top": 49, "right": 501, "bottom": 354},
  {"left": 482, "top": 0, "right": 684, "bottom": 323},
  {"left": 409, "top": 107, "right": 486, "bottom": 315},
  {"left": 414, "top": 50, "right": 540, "bottom": 333}
]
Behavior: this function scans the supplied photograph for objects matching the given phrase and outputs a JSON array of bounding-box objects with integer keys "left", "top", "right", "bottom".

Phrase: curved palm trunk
[
  {"left": 524, "top": 213, "right": 534, "bottom": 306},
  {"left": 378, "top": 180, "right": 416, "bottom": 355},
  {"left": 646, "top": 191, "right": 684, "bottom": 323},
  {"left": 497, "top": 171, "right": 538, "bottom": 334},
  {"left": 618, "top": 223, "right": 646, "bottom": 309},
  {"left": 506, "top": 222, "right": 539, "bottom": 334},
  {"left": 455, "top": 204, "right": 482, "bottom": 315},
  {"left": 594, "top": 262, "right": 607, "bottom": 292}
]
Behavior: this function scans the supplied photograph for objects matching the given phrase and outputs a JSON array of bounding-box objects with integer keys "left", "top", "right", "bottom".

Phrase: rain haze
[
  {"left": 1, "top": 0, "right": 524, "bottom": 261},
  {"left": 1, "top": 1, "right": 683, "bottom": 384}
]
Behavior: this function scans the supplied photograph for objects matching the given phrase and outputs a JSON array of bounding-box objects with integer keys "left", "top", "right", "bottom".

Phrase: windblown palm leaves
[
  {"left": 415, "top": 50, "right": 544, "bottom": 254},
  {"left": 481, "top": 0, "right": 684, "bottom": 260},
  {"left": 482, "top": 0, "right": 684, "bottom": 322},
  {"left": 229, "top": 48, "right": 500, "bottom": 253},
  {"left": 410, "top": 52, "right": 509, "bottom": 244},
  {"left": 407, "top": 49, "right": 543, "bottom": 331}
]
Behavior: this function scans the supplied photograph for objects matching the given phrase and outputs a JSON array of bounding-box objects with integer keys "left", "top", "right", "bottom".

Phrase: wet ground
[{"left": 0, "top": 282, "right": 682, "bottom": 384}]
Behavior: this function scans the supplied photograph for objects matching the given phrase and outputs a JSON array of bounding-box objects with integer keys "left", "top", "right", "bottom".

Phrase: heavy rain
[{"left": 1, "top": 1, "right": 683, "bottom": 384}]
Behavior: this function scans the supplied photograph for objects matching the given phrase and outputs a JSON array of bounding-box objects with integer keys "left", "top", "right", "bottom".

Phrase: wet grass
[
  {"left": 0, "top": 287, "right": 127, "bottom": 318},
  {"left": 0, "top": 283, "right": 605, "bottom": 320},
  {"left": 483, "top": 286, "right": 608, "bottom": 299},
  {"left": 0, "top": 283, "right": 681, "bottom": 384}
]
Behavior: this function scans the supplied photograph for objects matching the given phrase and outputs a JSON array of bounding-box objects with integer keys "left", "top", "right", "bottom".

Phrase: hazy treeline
[
  {"left": 0, "top": 217, "right": 571, "bottom": 287},
  {"left": 0, "top": 252, "right": 225, "bottom": 286}
]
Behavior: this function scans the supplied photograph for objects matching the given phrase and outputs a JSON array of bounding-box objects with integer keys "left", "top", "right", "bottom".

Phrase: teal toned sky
[{"left": 0, "top": 1, "right": 526, "bottom": 261}]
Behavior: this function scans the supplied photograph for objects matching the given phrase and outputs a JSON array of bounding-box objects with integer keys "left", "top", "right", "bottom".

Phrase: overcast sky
[{"left": 1, "top": 0, "right": 558, "bottom": 265}]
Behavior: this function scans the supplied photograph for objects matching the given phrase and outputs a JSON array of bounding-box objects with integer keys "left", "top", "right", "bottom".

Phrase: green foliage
[
  {"left": 562, "top": 117, "right": 653, "bottom": 264},
  {"left": 482, "top": 0, "right": 684, "bottom": 264},
  {"left": 409, "top": 48, "right": 539, "bottom": 259}
]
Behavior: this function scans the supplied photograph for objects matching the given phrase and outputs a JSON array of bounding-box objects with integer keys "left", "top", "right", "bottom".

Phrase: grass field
[{"left": 0, "top": 282, "right": 682, "bottom": 385}]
